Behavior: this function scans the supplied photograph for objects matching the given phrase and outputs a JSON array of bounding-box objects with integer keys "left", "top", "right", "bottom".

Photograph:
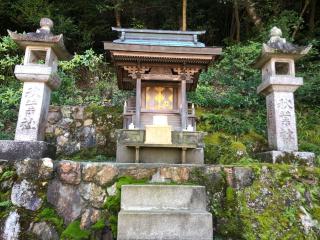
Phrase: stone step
[
  {"left": 121, "top": 184, "right": 207, "bottom": 211},
  {"left": 117, "top": 210, "right": 213, "bottom": 240}
]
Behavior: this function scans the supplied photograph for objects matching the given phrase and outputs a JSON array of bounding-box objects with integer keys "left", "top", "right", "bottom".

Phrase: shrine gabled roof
[
  {"left": 104, "top": 27, "right": 222, "bottom": 91},
  {"left": 111, "top": 27, "right": 206, "bottom": 47}
]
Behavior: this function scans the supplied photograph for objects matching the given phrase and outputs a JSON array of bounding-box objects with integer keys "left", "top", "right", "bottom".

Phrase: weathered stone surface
[
  {"left": 81, "top": 126, "right": 96, "bottom": 147},
  {"left": 150, "top": 170, "right": 170, "bottom": 183},
  {"left": 82, "top": 163, "right": 118, "bottom": 186},
  {"left": 47, "top": 179, "right": 86, "bottom": 224},
  {"left": 72, "top": 106, "right": 84, "bottom": 120},
  {"left": 61, "top": 106, "right": 72, "bottom": 118},
  {"left": 11, "top": 179, "right": 42, "bottom": 211},
  {"left": 14, "top": 82, "right": 52, "bottom": 141},
  {"left": 118, "top": 210, "right": 213, "bottom": 240},
  {"left": 265, "top": 92, "right": 298, "bottom": 151},
  {"left": 39, "top": 158, "right": 54, "bottom": 179},
  {"left": 47, "top": 110, "right": 61, "bottom": 124},
  {"left": 57, "top": 161, "right": 81, "bottom": 185},
  {"left": 84, "top": 119, "right": 93, "bottom": 126},
  {"left": 80, "top": 182, "right": 106, "bottom": 208},
  {"left": 159, "top": 167, "right": 190, "bottom": 182},
  {"left": 107, "top": 183, "right": 117, "bottom": 196},
  {"left": 233, "top": 167, "right": 253, "bottom": 189},
  {"left": 15, "top": 158, "right": 53, "bottom": 180},
  {"left": 257, "top": 151, "right": 315, "bottom": 166},
  {"left": 118, "top": 184, "right": 213, "bottom": 240},
  {"left": 119, "top": 167, "right": 156, "bottom": 180},
  {"left": 28, "top": 221, "right": 59, "bottom": 240},
  {"left": 121, "top": 185, "right": 207, "bottom": 211},
  {"left": 299, "top": 206, "right": 319, "bottom": 234},
  {"left": 2, "top": 211, "right": 20, "bottom": 240},
  {"left": 57, "top": 135, "right": 68, "bottom": 146},
  {"left": 0, "top": 140, "right": 56, "bottom": 161},
  {"left": 80, "top": 208, "right": 101, "bottom": 230}
]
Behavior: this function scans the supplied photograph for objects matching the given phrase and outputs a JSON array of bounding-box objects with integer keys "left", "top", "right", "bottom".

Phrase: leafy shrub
[
  {"left": 189, "top": 41, "right": 262, "bottom": 109},
  {"left": 204, "top": 132, "right": 248, "bottom": 164}
]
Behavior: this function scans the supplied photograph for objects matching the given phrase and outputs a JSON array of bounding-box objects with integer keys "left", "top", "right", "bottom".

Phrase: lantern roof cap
[{"left": 8, "top": 18, "right": 71, "bottom": 60}]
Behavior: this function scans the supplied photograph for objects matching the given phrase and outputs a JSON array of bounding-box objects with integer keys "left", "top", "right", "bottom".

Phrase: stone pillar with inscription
[
  {"left": 0, "top": 18, "right": 70, "bottom": 160},
  {"left": 254, "top": 27, "right": 314, "bottom": 165}
]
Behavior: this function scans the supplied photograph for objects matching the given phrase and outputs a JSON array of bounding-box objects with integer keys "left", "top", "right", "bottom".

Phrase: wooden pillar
[
  {"left": 135, "top": 146, "right": 140, "bottom": 163},
  {"left": 135, "top": 77, "right": 141, "bottom": 128},
  {"left": 181, "top": 147, "right": 187, "bottom": 164},
  {"left": 181, "top": 79, "right": 187, "bottom": 130}
]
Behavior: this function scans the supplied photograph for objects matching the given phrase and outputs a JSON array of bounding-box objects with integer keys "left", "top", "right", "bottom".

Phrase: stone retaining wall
[
  {"left": 1, "top": 159, "right": 319, "bottom": 239},
  {"left": 45, "top": 105, "right": 122, "bottom": 158}
]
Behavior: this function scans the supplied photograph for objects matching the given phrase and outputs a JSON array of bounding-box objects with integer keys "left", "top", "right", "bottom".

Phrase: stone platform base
[
  {"left": 116, "top": 129, "right": 205, "bottom": 164},
  {"left": 117, "top": 185, "right": 213, "bottom": 240},
  {"left": 0, "top": 140, "right": 56, "bottom": 161},
  {"left": 256, "top": 151, "right": 315, "bottom": 166}
]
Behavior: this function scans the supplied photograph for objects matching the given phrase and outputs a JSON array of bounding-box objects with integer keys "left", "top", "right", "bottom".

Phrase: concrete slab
[
  {"left": 121, "top": 185, "right": 207, "bottom": 211},
  {"left": 117, "top": 210, "right": 213, "bottom": 240}
]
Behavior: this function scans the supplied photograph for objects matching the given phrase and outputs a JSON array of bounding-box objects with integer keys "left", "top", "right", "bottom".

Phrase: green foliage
[
  {"left": 90, "top": 218, "right": 106, "bottom": 231},
  {"left": 0, "top": 170, "right": 15, "bottom": 181},
  {"left": 0, "top": 36, "right": 22, "bottom": 139},
  {"left": 0, "top": 200, "right": 12, "bottom": 208},
  {"left": 61, "top": 220, "right": 91, "bottom": 240},
  {"left": 189, "top": 41, "right": 262, "bottom": 109},
  {"left": 204, "top": 132, "right": 245, "bottom": 164},
  {"left": 35, "top": 207, "right": 64, "bottom": 233},
  {"left": 53, "top": 49, "right": 128, "bottom": 106}
]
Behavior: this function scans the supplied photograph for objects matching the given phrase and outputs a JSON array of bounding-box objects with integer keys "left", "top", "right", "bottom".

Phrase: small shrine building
[{"left": 104, "top": 28, "right": 221, "bottom": 164}]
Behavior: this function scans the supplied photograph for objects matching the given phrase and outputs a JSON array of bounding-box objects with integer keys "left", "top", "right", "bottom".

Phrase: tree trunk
[
  {"left": 308, "top": 0, "right": 316, "bottom": 35},
  {"left": 292, "top": 0, "right": 310, "bottom": 39},
  {"left": 182, "top": 0, "right": 187, "bottom": 31},
  {"left": 115, "top": 8, "right": 121, "bottom": 27},
  {"left": 234, "top": 0, "right": 240, "bottom": 42},
  {"left": 230, "top": 5, "right": 235, "bottom": 39},
  {"left": 244, "top": 0, "right": 262, "bottom": 28}
]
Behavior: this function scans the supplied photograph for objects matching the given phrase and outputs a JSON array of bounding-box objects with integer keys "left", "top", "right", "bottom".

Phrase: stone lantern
[
  {"left": 0, "top": 18, "right": 70, "bottom": 160},
  {"left": 254, "top": 27, "right": 314, "bottom": 165}
]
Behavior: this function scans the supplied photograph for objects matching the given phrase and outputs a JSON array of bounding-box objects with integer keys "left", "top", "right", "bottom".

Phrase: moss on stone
[
  {"left": 190, "top": 164, "right": 320, "bottom": 239},
  {"left": 61, "top": 220, "right": 91, "bottom": 240},
  {"left": 0, "top": 170, "right": 15, "bottom": 181},
  {"left": 34, "top": 207, "right": 64, "bottom": 233},
  {"left": 90, "top": 218, "right": 106, "bottom": 231}
]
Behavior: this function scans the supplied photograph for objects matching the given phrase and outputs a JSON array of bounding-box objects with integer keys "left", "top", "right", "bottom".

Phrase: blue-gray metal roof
[{"left": 112, "top": 27, "right": 206, "bottom": 47}]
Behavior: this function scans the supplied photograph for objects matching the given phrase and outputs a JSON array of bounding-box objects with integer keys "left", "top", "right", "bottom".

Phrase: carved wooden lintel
[{"left": 173, "top": 67, "right": 201, "bottom": 76}]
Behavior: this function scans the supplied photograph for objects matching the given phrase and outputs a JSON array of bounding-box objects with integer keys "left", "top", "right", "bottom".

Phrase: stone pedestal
[
  {"left": 0, "top": 140, "right": 56, "bottom": 161},
  {"left": 116, "top": 129, "right": 205, "bottom": 164},
  {"left": 256, "top": 151, "right": 315, "bottom": 166},
  {"left": 117, "top": 185, "right": 213, "bottom": 240}
]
